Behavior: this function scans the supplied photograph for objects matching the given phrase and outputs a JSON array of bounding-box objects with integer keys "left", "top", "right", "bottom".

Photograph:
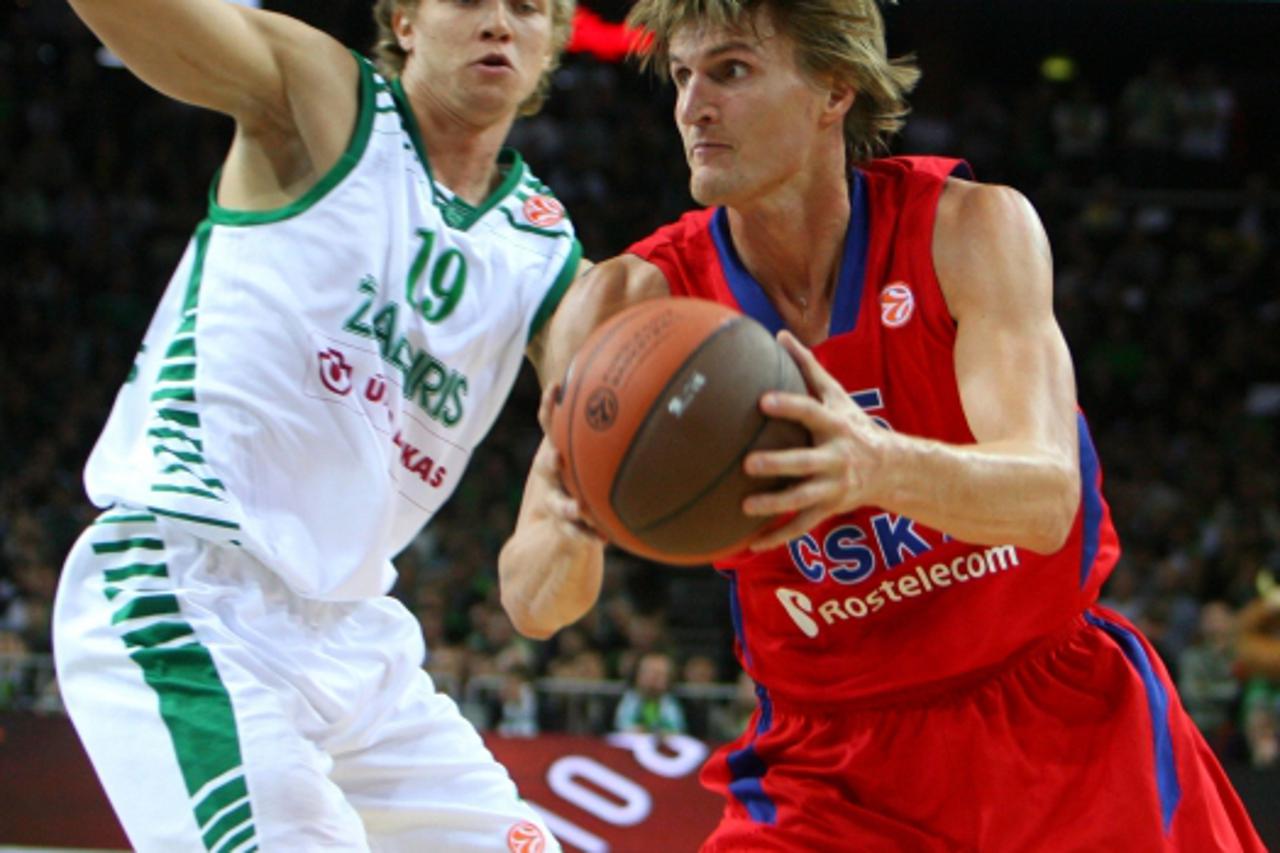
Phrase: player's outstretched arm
[
  {"left": 68, "top": 0, "right": 356, "bottom": 210},
  {"left": 69, "top": 0, "right": 347, "bottom": 120},
  {"left": 746, "top": 181, "right": 1081, "bottom": 554},
  {"left": 500, "top": 257, "right": 668, "bottom": 639}
]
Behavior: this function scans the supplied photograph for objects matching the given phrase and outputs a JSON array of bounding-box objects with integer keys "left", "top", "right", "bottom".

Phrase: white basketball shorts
[{"left": 53, "top": 508, "right": 558, "bottom": 853}]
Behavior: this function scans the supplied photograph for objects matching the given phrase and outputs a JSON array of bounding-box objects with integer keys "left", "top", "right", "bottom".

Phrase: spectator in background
[
  {"left": 1050, "top": 82, "right": 1109, "bottom": 184},
  {"left": 1118, "top": 58, "right": 1179, "bottom": 187},
  {"left": 613, "top": 651, "right": 686, "bottom": 736},
  {"left": 1175, "top": 65, "right": 1237, "bottom": 188},
  {"left": 546, "top": 625, "right": 607, "bottom": 680},
  {"left": 681, "top": 653, "right": 719, "bottom": 686},
  {"left": 495, "top": 666, "right": 540, "bottom": 738},
  {"left": 467, "top": 604, "right": 535, "bottom": 679},
  {"left": 708, "top": 671, "right": 758, "bottom": 744},
  {"left": 0, "top": 630, "right": 30, "bottom": 709},
  {"left": 1178, "top": 600, "right": 1241, "bottom": 750},
  {"left": 1237, "top": 572, "right": 1280, "bottom": 768}
]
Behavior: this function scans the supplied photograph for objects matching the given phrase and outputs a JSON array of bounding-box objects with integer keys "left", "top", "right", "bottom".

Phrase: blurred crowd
[{"left": 1, "top": 3, "right": 1278, "bottom": 766}]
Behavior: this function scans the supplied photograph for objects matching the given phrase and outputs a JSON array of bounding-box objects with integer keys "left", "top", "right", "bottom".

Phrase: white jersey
[{"left": 84, "top": 56, "right": 581, "bottom": 600}]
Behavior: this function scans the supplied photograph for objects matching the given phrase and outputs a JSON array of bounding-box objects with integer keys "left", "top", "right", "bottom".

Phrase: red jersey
[{"left": 627, "top": 156, "right": 1121, "bottom": 706}]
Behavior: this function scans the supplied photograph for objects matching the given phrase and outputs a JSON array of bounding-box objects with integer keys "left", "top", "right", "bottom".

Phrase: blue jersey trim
[
  {"left": 708, "top": 171, "right": 868, "bottom": 339},
  {"left": 1077, "top": 414, "right": 1103, "bottom": 589},
  {"left": 1085, "top": 612, "right": 1182, "bottom": 831},
  {"left": 725, "top": 684, "right": 777, "bottom": 825},
  {"left": 726, "top": 570, "right": 752, "bottom": 669}
]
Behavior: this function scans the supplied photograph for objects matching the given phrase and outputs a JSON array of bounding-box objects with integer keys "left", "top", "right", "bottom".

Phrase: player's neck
[
  {"left": 406, "top": 82, "right": 517, "bottom": 206},
  {"left": 726, "top": 170, "right": 851, "bottom": 343}
]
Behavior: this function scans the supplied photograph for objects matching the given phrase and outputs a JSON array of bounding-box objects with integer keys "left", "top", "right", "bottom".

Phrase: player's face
[
  {"left": 397, "top": 0, "right": 553, "bottom": 123},
  {"left": 669, "top": 13, "right": 842, "bottom": 207}
]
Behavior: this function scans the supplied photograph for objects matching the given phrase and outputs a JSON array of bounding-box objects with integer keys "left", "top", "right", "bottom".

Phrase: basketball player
[
  {"left": 54, "top": 0, "right": 581, "bottom": 849},
  {"left": 498, "top": 0, "right": 1266, "bottom": 848}
]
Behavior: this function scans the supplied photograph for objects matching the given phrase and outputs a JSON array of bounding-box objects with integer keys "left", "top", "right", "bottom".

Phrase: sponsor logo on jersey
[
  {"left": 880, "top": 282, "right": 915, "bottom": 328},
  {"left": 777, "top": 544, "right": 1021, "bottom": 638},
  {"left": 507, "top": 820, "right": 547, "bottom": 853},
  {"left": 342, "top": 277, "right": 469, "bottom": 427},
  {"left": 319, "top": 348, "right": 355, "bottom": 395},
  {"left": 523, "top": 194, "right": 565, "bottom": 228}
]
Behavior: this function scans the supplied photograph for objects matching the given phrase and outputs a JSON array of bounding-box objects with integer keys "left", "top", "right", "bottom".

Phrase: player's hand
[
  {"left": 742, "top": 331, "right": 892, "bottom": 551},
  {"left": 537, "top": 383, "right": 605, "bottom": 545}
]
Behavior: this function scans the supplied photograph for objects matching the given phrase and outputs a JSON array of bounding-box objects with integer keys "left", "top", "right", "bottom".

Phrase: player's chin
[{"left": 688, "top": 172, "right": 733, "bottom": 207}]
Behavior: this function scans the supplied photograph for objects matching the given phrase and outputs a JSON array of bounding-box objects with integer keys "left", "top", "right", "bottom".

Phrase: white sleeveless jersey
[{"left": 84, "top": 57, "right": 581, "bottom": 600}]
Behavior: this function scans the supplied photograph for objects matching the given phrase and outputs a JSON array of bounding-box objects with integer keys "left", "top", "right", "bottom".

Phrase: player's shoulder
[
  {"left": 626, "top": 208, "right": 717, "bottom": 260},
  {"left": 861, "top": 155, "right": 974, "bottom": 183},
  {"left": 935, "top": 179, "right": 1040, "bottom": 249},
  {"left": 490, "top": 153, "right": 576, "bottom": 244}
]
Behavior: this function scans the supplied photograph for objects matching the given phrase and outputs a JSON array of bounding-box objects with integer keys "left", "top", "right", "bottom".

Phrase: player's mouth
[
  {"left": 473, "top": 53, "right": 515, "bottom": 75},
  {"left": 689, "top": 141, "right": 731, "bottom": 162}
]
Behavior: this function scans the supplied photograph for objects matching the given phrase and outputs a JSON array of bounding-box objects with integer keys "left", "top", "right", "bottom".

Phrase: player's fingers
[
  {"left": 742, "top": 477, "right": 837, "bottom": 517},
  {"left": 553, "top": 500, "right": 607, "bottom": 544},
  {"left": 750, "top": 506, "right": 828, "bottom": 552},
  {"left": 538, "top": 382, "right": 562, "bottom": 435},
  {"left": 777, "top": 330, "right": 845, "bottom": 399},
  {"left": 759, "top": 390, "right": 842, "bottom": 434},
  {"left": 547, "top": 487, "right": 586, "bottom": 525},
  {"left": 744, "top": 446, "right": 826, "bottom": 479},
  {"left": 531, "top": 438, "right": 562, "bottom": 478}
]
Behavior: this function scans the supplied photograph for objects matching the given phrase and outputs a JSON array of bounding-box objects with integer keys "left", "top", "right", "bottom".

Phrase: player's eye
[
  {"left": 671, "top": 66, "right": 691, "bottom": 87},
  {"left": 720, "top": 60, "right": 749, "bottom": 81}
]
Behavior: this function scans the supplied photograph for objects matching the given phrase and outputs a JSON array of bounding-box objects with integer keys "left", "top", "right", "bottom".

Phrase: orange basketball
[{"left": 551, "top": 298, "right": 808, "bottom": 565}]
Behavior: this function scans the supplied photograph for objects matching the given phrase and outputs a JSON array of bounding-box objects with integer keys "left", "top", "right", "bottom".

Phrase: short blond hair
[
  {"left": 372, "top": 0, "right": 577, "bottom": 117},
  {"left": 627, "top": 0, "right": 919, "bottom": 163}
]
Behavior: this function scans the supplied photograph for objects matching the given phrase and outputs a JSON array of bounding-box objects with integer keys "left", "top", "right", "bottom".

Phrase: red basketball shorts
[{"left": 700, "top": 607, "right": 1264, "bottom": 852}]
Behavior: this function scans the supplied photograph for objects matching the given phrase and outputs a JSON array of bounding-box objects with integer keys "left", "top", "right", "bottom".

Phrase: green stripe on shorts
[
  {"left": 112, "top": 594, "right": 181, "bottom": 624},
  {"left": 104, "top": 562, "right": 169, "bottom": 583},
  {"left": 92, "top": 537, "right": 165, "bottom": 554},
  {"left": 195, "top": 775, "right": 249, "bottom": 828},
  {"left": 128, "top": 642, "right": 258, "bottom": 849}
]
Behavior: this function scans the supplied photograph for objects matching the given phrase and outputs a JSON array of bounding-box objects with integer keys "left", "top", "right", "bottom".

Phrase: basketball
[{"left": 551, "top": 298, "right": 809, "bottom": 565}]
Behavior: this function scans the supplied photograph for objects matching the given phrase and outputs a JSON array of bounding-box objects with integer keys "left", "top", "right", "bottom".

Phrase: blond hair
[
  {"left": 371, "top": 0, "right": 577, "bottom": 117},
  {"left": 627, "top": 0, "right": 919, "bottom": 163}
]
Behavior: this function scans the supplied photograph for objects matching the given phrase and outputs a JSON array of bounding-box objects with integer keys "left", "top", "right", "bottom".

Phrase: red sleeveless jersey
[{"left": 627, "top": 156, "right": 1121, "bottom": 706}]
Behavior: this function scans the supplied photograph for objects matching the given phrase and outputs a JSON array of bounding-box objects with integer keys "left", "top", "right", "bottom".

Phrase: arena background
[{"left": 1, "top": 0, "right": 1277, "bottom": 849}]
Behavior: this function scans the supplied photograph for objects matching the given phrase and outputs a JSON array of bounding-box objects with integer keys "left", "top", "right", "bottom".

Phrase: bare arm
[
  {"left": 68, "top": 0, "right": 357, "bottom": 211},
  {"left": 747, "top": 180, "right": 1080, "bottom": 553},
  {"left": 500, "top": 256, "right": 668, "bottom": 639}
]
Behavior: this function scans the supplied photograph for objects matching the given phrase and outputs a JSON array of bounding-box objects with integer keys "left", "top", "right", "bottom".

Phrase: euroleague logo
[
  {"left": 523, "top": 194, "right": 565, "bottom": 228},
  {"left": 585, "top": 386, "right": 619, "bottom": 431},
  {"left": 506, "top": 821, "right": 547, "bottom": 853},
  {"left": 880, "top": 282, "right": 915, "bottom": 328}
]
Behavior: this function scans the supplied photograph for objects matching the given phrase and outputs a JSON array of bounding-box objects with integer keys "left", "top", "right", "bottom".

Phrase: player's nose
[
  {"left": 676, "top": 76, "right": 717, "bottom": 127},
  {"left": 481, "top": 0, "right": 513, "bottom": 40}
]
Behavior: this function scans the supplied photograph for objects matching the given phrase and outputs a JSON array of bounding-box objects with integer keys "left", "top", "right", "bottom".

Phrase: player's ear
[
  {"left": 392, "top": 6, "right": 415, "bottom": 53},
  {"left": 824, "top": 80, "right": 856, "bottom": 124}
]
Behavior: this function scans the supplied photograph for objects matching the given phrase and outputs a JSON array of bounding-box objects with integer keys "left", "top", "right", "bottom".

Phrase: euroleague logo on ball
[
  {"left": 506, "top": 821, "right": 546, "bottom": 853},
  {"left": 880, "top": 282, "right": 915, "bottom": 328},
  {"left": 585, "top": 387, "right": 619, "bottom": 431},
  {"left": 523, "top": 194, "right": 565, "bottom": 228}
]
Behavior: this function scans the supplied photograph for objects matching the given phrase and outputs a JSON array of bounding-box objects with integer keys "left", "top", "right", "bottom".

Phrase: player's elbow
[
  {"left": 1024, "top": 463, "right": 1081, "bottom": 554},
  {"left": 499, "top": 580, "right": 557, "bottom": 641}
]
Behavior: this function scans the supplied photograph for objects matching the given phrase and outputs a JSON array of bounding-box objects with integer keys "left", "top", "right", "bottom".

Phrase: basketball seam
[
  {"left": 563, "top": 308, "right": 653, "bottom": 529},
  {"left": 612, "top": 317, "right": 771, "bottom": 539}
]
